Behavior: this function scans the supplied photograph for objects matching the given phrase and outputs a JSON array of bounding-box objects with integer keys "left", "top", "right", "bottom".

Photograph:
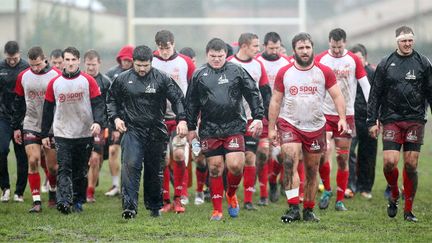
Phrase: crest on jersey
[
  {"left": 405, "top": 70, "right": 416, "bottom": 80},
  {"left": 218, "top": 74, "right": 229, "bottom": 84},
  {"left": 289, "top": 86, "right": 298, "bottom": 95}
]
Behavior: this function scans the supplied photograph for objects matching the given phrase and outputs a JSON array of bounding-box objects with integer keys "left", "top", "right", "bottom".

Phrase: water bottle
[{"left": 191, "top": 138, "right": 201, "bottom": 156}]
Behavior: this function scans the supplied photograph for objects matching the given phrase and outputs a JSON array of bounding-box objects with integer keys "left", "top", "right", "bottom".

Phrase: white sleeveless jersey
[
  {"left": 274, "top": 62, "right": 337, "bottom": 132},
  {"left": 15, "top": 67, "right": 61, "bottom": 133},
  {"left": 256, "top": 54, "right": 293, "bottom": 90},
  {"left": 228, "top": 55, "right": 269, "bottom": 120},
  {"left": 152, "top": 53, "right": 195, "bottom": 119},
  {"left": 45, "top": 72, "right": 100, "bottom": 138},
  {"left": 316, "top": 50, "right": 366, "bottom": 116}
]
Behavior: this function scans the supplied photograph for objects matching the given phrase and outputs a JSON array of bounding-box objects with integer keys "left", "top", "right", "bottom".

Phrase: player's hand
[
  {"left": 338, "top": 118, "right": 348, "bottom": 135},
  {"left": 42, "top": 137, "right": 51, "bottom": 149},
  {"left": 176, "top": 120, "right": 188, "bottom": 138},
  {"left": 111, "top": 130, "right": 120, "bottom": 143},
  {"left": 114, "top": 118, "right": 127, "bottom": 133},
  {"left": 248, "top": 119, "right": 263, "bottom": 138},
  {"left": 268, "top": 128, "right": 278, "bottom": 146},
  {"left": 90, "top": 123, "right": 101, "bottom": 136},
  {"left": 13, "top": 130, "right": 22, "bottom": 145},
  {"left": 368, "top": 124, "right": 379, "bottom": 139}
]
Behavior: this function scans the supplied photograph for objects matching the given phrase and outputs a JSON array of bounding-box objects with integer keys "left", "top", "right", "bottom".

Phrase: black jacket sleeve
[
  {"left": 240, "top": 68, "right": 264, "bottom": 120},
  {"left": 366, "top": 60, "right": 386, "bottom": 128},
  {"left": 106, "top": 79, "right": 122, "bottom": 123},
  {"left": 165, "top": 76, "right": 186, "bottom": 122},
  {"left": 421, "top": 56, "right": 432, "bottom": 111},
  {"left": 11, "top": 95, "right": 26, "bottom": 130},
  {"left": 91, "top": 95, "right": 105, "bottom": 126},
  {"left": 185, "top": 72, "right": 200, "bottom": 131},
  {"left": 259, "top": 83, "right": 272, "bottom": 119},
  {"left": 41, "top": 100, "right": 55, "bottom": 138}
]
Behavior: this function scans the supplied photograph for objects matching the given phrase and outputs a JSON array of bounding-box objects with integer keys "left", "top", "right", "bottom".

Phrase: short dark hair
[
  {"left": 84, "top": 49, "right": 101, "bottom": 62},
  {"left": 291, "top": 32, "right": 314, "bottom": 50},
  {"left": 4, "top": 41, "right": 19, "bottom": 55},
  {"left": 179, "top": 47, "right": 196, "bottom": 59},
  {"left": 264, "top": 32, "right": 281, "bottom": 46},
  {"left": 28, "top": 46, "right": 45, "bottom": 60},
  {"left": 63, "top": 47, "right": 80, "bottom": 59},
  {"left": 50, "top": 49, "right": 63, "bottom": 59},
  {"left": 329, "top": 28, "right": 346, "bottom": 42},
  {"left": 133, "top": 45, "right": 153, "bottom": 62},
  {"left": 238, "top": 33, "right": 259, "bottom": 47},
  {"left": 395, "top": 25, "right": 414, "bottom": 37},
  {"left": 206, "top": 38, "right": 228, "bottom": 54},
  {"left": 350, "top": 43, "right": 367, "bottom": 57},
  {"left": 155, "top": 30, "right": 175, "bottom": 47}
]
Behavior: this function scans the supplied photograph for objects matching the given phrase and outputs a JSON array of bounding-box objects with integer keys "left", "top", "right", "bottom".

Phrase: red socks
[
  {"left": 336, "top": 170, "right": 349, "bottom": 202},
  {"left": 384, "top": 167, "right": 399, "bottom": 199},
  {"left": 163, "top": 166, "right": 170, "bottom": 201},
  {"left": 28, "top": 172, "right": 41, "bottom": 201},
  {"left": 403, "top": 168, "right": 417, "bottom": 212},
  {"left": 258, "top": 163, "right": 269, "bottom": 198},
  {"left": 173, "top": 161, "right": 186, "bottom": 198},
  {"left": 319, "top": 160, "right": 331, "bottom": 191},
  {"left": 243, "top": 166, "right": 256, "bottom": 203},
  {"left": 227, "top": 171, "right": 242, "bottom": 197},
  {"left": 210, "top": 176, "right": 224, "bottom": 212},
  {"left": 196, "top": 168, "right": 208, "bottom": 192}
]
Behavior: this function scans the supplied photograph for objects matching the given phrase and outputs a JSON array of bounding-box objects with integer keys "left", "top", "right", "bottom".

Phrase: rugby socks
[
  {"left": 47, "top": 171, "right": 57, "bottom": 190},
  {"left": 163, "top": 166, "right": 171, "bottom": 202},
  {"left": 336, "top": 169, "right": 349, "bottom": 202},
  {"left": 298, "top": 160, "right": 305, "bottom": 199},
  {"left": 210, "top": 176, "right": 224, "bottom": 212},
  {"left": 384, "top": 167, "right": 399, "bottom": 199},
  {"left": 319, "top": 161, "right": 331, "bottom": 191},
  {"left": 196, "top": 166, "right": 208, "bottom": 193},
  {"left": 181, "top": 169, "right": 189, "bottom": 197},
  {"left": 303, "top": 200, "right": 315, "bottom": 210},
  {"left": 173, "top": 161, "right": 186, "bottom": 198},
  {"left": 269, "top": 158, "right": 281, "bottom": 184},
  {"left": 403, "top": 168, "right": 417, "bottom": 212},
  {"left": 227, "top": 171, "right": 242, "bottom": 197},
  {"left": 285, "top": 187, "right": 300, "bottom": 206},
  {"left": 112, "top": 175, "right": 120, "bottom": 188},
  {"left": 258, "top": 162, "right": 269, "bottom": 198},
  {"left": 28, "top": 172, "right": 41, "bottom": 202},
  {"left": 243, "top": 166, "right": 256, "bottom": 203}
]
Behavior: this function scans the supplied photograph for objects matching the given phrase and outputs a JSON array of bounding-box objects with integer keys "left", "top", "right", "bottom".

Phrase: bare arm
[
  {"left": 328, "top": 84, "right": 348, "bottom": 134},
  {"left": 268, "top": 89, "right": 284, "bottom": 141}
]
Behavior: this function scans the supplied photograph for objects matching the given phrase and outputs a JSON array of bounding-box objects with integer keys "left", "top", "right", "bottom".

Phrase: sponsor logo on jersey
[
  {"left": 406, "top": 130, "right": 418, "bottom": 141},
  {"left": 203, "top": 72, "right": 208, "bottom": 76},
  {"left": 333, "top": 67, "right": 350, "bottom": 80},
  {"left": 300, "top": 86, "right": 318, "bottom": 95},
  {"left": 405, "top": 70, "right": 416, "bottom": 80},
  {"left": 27, "top": 90, "right": 46, "bottom": 100},
  {"left": 228, "top": 138, "right": 240, "bottom": 148},
  {"left": 0, "top": 72, "right": 7, "bottom": 76},
  {"left": 145, "top": 84, "right": 156, "bottom": 93},
  {"left": 58, "top": 92, "right": 84, "bottom": 103},
  {"left": 310, "top": 140, "right": 321, "bottom": 151},
  {"left": 383, "top": 130, "right": 395, "bottom": 140},
  {"left": 289, "top": 86, "right": 298, "bottom": 95},
  {"left": 128, "top": 80, "right": 133, "bottom": 84},
  {"left": 171, "top": 67, "right": 180, "bottom": 82},
  {"left": 390, "top": 63, "right": 396, "bottom": 67},
  {"left": 218, "top": 74, "right": 229, "bottom": 84}
]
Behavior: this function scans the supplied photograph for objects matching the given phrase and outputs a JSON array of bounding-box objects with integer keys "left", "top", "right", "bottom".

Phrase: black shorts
[{"left": 23, "top": 130, "right": 55, "bottom": 149}]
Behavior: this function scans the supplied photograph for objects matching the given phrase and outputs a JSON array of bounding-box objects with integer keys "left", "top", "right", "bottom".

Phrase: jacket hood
[{"left": 116, "top": 45, "right": 134, "bottom": 64}]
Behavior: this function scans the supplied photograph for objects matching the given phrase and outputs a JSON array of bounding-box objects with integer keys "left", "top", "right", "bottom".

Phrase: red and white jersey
[
  {"left": 256, "top": 54, "right": 293, "bottom": 89},
  {"left": 15, "top": 67, "right": 61, "bottom": 133},
  {"left": 152, "top": 53, "right": 195, "bottom": 119},
  {"left": 316, "top": 49, "right": 367, "bottom": 116},
  {"left": 228, "top": 55, "right": 269, "bottom": 120},
  {"left": 274, "top": 62, "right": 337, "bottom": 132},
  {"left": 45, "top": 72, "right": 101, "bottom": 138}
]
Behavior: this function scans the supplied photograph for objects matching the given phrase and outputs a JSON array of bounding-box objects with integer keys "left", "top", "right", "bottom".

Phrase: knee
[
  {"left": 209, "top": 166, "right": 221, "bottom": 177},
  {"left": 28, "top": 157, "right": 39, "bottom": 172},
  {"left": 283, "top": 155, "right": 294, "bottom": 171},
  {"left": 256, "top": 150, "right": 268, "bottom": 164},
  {"left": 172, "top": 148, "right": 185, "bottom": 161},
  {"left": 404, "top": 162, "right": 417, "bottom": 173},
  {"left": 383, "top": 162, "right": 396, "bottom": 173},
  {"left": 336, "top": 148, "right": 349, "bottom": 169}
]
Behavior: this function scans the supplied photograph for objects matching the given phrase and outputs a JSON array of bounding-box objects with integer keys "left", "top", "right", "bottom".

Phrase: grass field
[{"left": 1, "top": 128, "right": 432, "bottom": 242}]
